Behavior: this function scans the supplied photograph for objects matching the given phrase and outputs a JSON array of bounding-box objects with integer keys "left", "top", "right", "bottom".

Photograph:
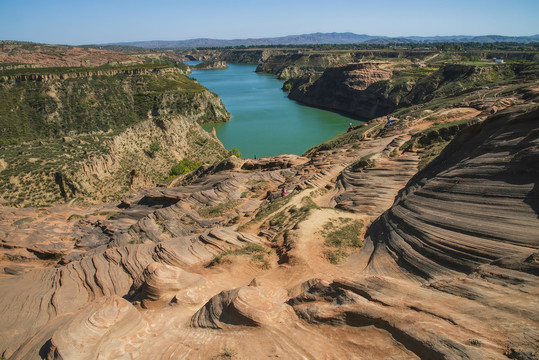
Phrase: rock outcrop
[
  {"left": 193, "top": 60, "right": 228, "bottom": 69},
  {"left": 67, "top": 115, "right": 229, "bottom": 203},
  {"left": 288, "top": 106, "right": 539, "bottom": 359},
  {"left": 289, "top": 62, "right": 394, "bottom": 118},
  {"left": 190, "top": 286, "right": 292, "bottom": 329},
  {"left": 364, "top": 106, "right": 539, "bottom": 279},
  {"left": 140, "top": 262, "right": 209, "bottom": 308},
  {"left": 287, "top": 61, "right": 535, "bottom": 120},
  {"left": 0, "top": 225, "right": 266, "bottom": 358},
  {"left": 0, "top": 65, "right": 229, "bottom": 144},
  {"left": 47, "top": 296, "right": 148, "bottom": 360}
]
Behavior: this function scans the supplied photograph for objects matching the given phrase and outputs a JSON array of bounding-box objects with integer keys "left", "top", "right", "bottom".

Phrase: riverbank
[{"left": 189, "top": 64, "right": 363, "bottom": 157}]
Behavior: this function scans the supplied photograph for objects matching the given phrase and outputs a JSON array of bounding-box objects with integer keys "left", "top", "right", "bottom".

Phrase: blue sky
[{"left": 1, "top": 0, "right": 538, "bottom": 45}]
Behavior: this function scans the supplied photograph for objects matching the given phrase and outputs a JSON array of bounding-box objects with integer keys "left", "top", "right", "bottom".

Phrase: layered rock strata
[
  {"left": 0, "top": 105, "right": 537, "bottom": 359},
  {"left": 289, "top": 106, "right": 539, "bottom": 359}
]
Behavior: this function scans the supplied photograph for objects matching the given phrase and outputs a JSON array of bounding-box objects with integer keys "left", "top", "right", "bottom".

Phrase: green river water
[{"left": 189, "top": 63, "right": 364, "bottom": 157}]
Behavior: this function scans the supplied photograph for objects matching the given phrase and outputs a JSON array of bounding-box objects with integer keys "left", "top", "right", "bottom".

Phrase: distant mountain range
[{"left": 107, "top": 32, "right": 539, "bottom": 49}]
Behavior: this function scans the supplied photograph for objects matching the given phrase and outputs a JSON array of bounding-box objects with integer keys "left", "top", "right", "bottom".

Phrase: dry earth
[
  {"left": 0, "top": 105, "right": 538, "bottom": 359},
  {"left": 0, "top": 42, "right": 183, "bottom": 68}
]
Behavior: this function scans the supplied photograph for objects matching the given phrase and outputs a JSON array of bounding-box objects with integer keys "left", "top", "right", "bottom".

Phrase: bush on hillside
[
  {"left": 169, "top": 158, "right": 201, "bottom": 177},
  {"left": 228, "top": 147, "right": 242, "bottom": 158}
]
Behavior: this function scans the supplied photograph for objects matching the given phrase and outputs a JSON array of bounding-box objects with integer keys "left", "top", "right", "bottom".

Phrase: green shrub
[
  {"left": 145, "top": 141, "right": 161, "bottom": 158},
  {"left": 207, "top": 244, "right": 270, "bottom": 268},
  {"left": 322, "top": 219, "right": 363, "bottom": 264},
  {"left": 169, "top": 158, "right": 201, "bottom": 177},
  {"left": 228, "top": 147, "right": 242, "bottom": 158},
  {"left": 349, "top": 153, "right": 377, "bottom": 171}
]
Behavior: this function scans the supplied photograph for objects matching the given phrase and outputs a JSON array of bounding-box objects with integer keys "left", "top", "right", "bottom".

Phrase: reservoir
[{"left": 188, "top": 64, "right": 363, "bottom": 157}]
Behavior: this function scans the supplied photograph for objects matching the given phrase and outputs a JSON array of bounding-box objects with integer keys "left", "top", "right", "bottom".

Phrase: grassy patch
[
  {"left": 349, "top": 152, "right": 377, "bottom": 171},
  {"left": 252, "top": 192, "right": 298, "bottom": 222},
  {"left": 12, "top": 217, "right": 34, "bottom": 226},
  {"left": 67, "top": 214, "right": 84, "bottom": 221},
  {"left": 269, "top": 196, "right": 318, "bottom": 229},
  {"left": 96, "top": 211, "right": 117, "bottom": 220},
  {"left": 418, "top": 141, "right": 451, "bottom": 170},
  {"left": 197, "top": 199, "right": 241, "bottom": 218},
  {"left": 208, "top": 244, "right": 271, "bottom": 269},
  {"left": 400, "top": 117, "right": 480, "bottom": 170},
  {"left": 246, "top": 179, "right": 270, "bottom": 191},
  {"left": 321, "top": 218, "right": 363, "bottom": 264}
]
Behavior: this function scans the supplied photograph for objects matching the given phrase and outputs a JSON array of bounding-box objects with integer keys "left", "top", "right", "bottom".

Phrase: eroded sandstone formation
[{"left": 0, "top": 88, "right": 537, "bottom": 359}]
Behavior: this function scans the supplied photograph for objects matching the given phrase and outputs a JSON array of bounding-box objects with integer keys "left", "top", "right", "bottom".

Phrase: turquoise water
[{"left": 188, "top": 63, "right": 363, "bottom": 157}]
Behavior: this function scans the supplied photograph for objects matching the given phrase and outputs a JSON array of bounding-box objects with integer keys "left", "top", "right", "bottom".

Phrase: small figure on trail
[
  {"left": 387, "top": 113, "right": 391, "bottom": 126},
  {"left": 281, "top": 188, "right": 285, "bottom": 197},
  {"left": 254, "top": 155, "right": 257, "bottom": 160},
  {"left": 349, "top": 122, "right": 352, "bottom": 128}
]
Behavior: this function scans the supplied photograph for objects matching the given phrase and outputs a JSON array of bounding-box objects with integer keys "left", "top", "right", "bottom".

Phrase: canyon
[{"left": 0, "top": 41, "right": 538, "bottom": 359}]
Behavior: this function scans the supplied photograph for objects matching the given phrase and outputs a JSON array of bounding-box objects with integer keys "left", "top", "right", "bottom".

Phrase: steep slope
[
  {"left": 289, "top": 106, "right": 539, "bottom": 359},
  {"left": 365, "top": 106, "right": 538, "bottom": 278},
  {"left": 289, "top": 62, "right": 394, "bottom": 118},
  {"left": 0, "top": 65, "right": 230, "bottom": 206},
  {"left": 0, "top": 65, "right": 227, "bottom": 144},
  {"left": 289, "top": 62, "right": 536, "bottom": 119}
]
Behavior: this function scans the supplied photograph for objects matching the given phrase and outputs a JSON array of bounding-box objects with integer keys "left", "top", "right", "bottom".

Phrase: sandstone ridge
[{"left": 0, "top": 102, "right": 537, "bottom": 359}]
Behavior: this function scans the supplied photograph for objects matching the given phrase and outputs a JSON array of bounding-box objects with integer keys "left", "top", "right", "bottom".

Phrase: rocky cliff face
[
  {"left": 0, "top": 65, "right": 228, "bottom": 144},
  {"left": 0, "top": 65, "right": 188, "bottom": 82},
  {"left": 289, "top": 62, "right": 394, "bottom": 118},
  {"left": 255, "top": 52, "right": 356, "bottom": 80},
  {"left": 288, "top": 62, "right": 535, "bottom": 119},
  {"left": 0, "top": 65, "right": 230, "bottom": 206},
  {"left": 64, "top": 115, "right": 228, "bottom": 203},
  {"left": 193, "top": 60, "right": 228, "bottom": 70}
]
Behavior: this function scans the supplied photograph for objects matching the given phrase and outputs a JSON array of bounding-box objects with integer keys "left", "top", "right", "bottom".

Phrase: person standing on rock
[
  {"left": 387, "top": 113, "right": 391, "bottom": 126},
  {"left": 281, "top": 188, "right": 285, "bottom": 197}
]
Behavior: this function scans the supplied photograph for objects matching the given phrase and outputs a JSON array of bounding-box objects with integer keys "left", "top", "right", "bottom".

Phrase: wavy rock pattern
[
  {"left": 0, "top": 226, "right": 265, "bottom": 358},
  {"left": 364, "top": 108, "right": 539, "bottom": 279},
  {"left": 288, "top": 107, "right": 539, "bottom": 359},
  {"left": 190, "top": 286, "right": 292, "bottom": 329},
  {"left": 1, "top": 105, "right": 537, "bottom": 359},
  {"left": 140, "top": 262, "right": 209, "bottom": 309},
  {"left": 48, "top": 296, "right": 148, "bottom": 360},
  {"left": 334, "top": 153, "right": 419, "bottom": 216}
]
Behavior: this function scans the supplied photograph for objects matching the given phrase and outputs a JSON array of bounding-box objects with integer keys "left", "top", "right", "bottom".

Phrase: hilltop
[{"left": 106, "top": 32, "right": 539, "bottom": 49}]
